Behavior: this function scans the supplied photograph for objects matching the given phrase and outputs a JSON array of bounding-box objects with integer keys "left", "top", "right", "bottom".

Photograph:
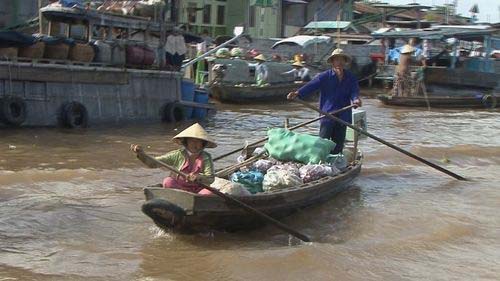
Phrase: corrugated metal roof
[
  {"left": 371, "top": 27, "right": 499, "bottom": 41},
  {"left": 304, "top": 21, "right": 351, "bottom": 29}
]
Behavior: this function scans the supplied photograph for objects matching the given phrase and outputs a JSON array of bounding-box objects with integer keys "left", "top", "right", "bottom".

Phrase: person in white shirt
[
  {"left": 254, "top": 54, "right": 269, "bottom": 86},
  {"left": 165, "top": 27, "right": 187, "bottom": 70},
  {"left": 282, "top": 61, "right": 311, "bottom": 82}
]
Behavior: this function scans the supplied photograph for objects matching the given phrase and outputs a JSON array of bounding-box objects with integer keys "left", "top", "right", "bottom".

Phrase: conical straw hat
[
  {"left": 400, "top": 44, "right": 415, "bottom": 54},
  {"left": 254, "top": 54, "right": 266, "bottom": 61},
  {"left": 172, "top": 123, "right": 217, "bottom": 148},
  {"left": 292, "top": 61, "right": 304, "bottom": 67},
  {"left": 326, "top": 48, "right": 352, "bottom": 63}
]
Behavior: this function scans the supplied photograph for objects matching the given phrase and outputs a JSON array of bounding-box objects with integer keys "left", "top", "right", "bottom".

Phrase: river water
[{"left": 1, "top": 99, "right": 499, "bottom": 281}]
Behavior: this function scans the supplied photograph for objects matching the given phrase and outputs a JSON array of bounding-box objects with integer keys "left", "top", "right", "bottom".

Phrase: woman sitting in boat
[{"left": 130, "top": 123, "right": 216, "bottom": 194}]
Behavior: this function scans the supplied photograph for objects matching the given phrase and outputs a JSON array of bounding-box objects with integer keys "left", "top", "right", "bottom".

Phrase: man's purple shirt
[{"left": 298, "top": 69, "right": 359, "bottom": 124}]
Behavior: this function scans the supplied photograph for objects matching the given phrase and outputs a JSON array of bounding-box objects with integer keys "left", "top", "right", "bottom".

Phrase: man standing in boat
[{"left": 287, "top": 48, "right": 362, "bottom": 154}]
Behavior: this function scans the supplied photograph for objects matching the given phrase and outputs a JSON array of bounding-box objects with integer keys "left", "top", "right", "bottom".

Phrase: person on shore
[
  {"left": 282, "top": 61, "right": 311, "bottom": 82},
  {"left": 287, "top": 48, "right": 362, "bottom": 154},
  {"left": 392, "top": 44, "right": 415, "bottom": 97},
  {"left": 254, "top": 54, "right": 269, "bottom": 86},
  {"left": 165, "top": 27, "right": 187, "bottom": 70},
  {"left": 130, "top": 123, "right": 216, "bottom": 195}
]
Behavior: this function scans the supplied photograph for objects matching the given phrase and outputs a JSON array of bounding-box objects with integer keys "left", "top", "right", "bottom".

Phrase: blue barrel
[
  {"left": 181, "top": 79, "right": 195, "bottom": 118},
  {"left": 192, "top": 89, "right": 209, "bottom": 119}
]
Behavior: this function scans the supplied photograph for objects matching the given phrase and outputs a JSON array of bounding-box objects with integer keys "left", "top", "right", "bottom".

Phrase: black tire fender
[
  {"left": 482, "top": 95, "right": 497, "bottom": 109},
  {"left": 160, "top": 102, "right": 185, "bottom": 122},
  {"left": 142, "top": 198, "right": 186, "bottom": 229},
  {"left": 60, "top": 102, "right": 88, "bottom": 128},
  {"left": 0, "top": 97, "right": 27, "bottom": 126}
]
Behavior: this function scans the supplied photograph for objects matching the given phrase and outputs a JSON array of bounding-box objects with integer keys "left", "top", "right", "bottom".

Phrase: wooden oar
[
  {"left": 213, "top": 104, "right": 356, "bottom": 161},
  {"left": 294, "top": 99, "right": 467, "bottom": 181},
  {"left": 137, "top": 152, "right": 312, "bottom": 242}
]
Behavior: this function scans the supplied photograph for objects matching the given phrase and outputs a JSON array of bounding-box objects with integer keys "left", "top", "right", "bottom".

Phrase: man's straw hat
[
  {"left": 326, "top": 48, "right": 352, "bottom": 63},
  {"left": 254, "top": 54, "right": 266, "bottom": 61},
  {"left": 400, "top": 44, "right": 415, "bottom": 54},
  {"left": 173, "top": 123, "right": 217, "bottom": 148},
  {"left": 292, "top": 61, "right": 304, "bottom": 67}
]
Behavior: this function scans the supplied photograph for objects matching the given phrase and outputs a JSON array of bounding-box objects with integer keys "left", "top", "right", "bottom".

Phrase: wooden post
[
  {"left": 38, "top": 0, "right": 43, "bottom": 34},
  {"left": 284, "top": 118, "right": 289, "bottom": 129}
]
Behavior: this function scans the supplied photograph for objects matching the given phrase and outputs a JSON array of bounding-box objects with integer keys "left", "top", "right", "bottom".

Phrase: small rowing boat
[{"left": 141, "top": 146, "right": 362, "bottom": 233}]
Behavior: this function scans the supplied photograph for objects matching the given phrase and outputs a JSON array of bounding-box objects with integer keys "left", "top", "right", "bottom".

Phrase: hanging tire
[
  {"left": 482, "top": 95, "right": 497, "bottom": 109},
  {"left": 160, "top": 102, "right": 185, "bottom": 122},
  {"left": 0, "top": 97, "right": 27, "bottom": 126},
  {"left": 60, "top": 102, "right": 88, "bottom": 128}
]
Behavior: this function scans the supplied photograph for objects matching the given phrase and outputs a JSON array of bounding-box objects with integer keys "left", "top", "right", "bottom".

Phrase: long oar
[
  {"left": 294, "top": 99, "right": 467, "bottom": 181},
  {"left": 213, "top": 104, "right": 356, "bottom": 161},
  {"left": 137, "top": 152, "right": 311, "bottom": 242}
]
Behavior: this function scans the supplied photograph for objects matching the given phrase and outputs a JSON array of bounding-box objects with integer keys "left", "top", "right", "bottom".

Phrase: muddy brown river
[{"left": 1, "top": 99, "right": 499, "bottom": 280}]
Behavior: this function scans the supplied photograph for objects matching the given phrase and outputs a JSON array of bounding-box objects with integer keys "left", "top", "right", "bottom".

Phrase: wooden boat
[
  {"left": 142, "top": 147, "right": 362, "bottom": 233},
  {"left": 377, "top": 94, "right": 498, "bottom": 109},
  {"left": 210, "top": 81, "right": 307, "bottom": 104},
  {"left": 372, "top": 26, "right": 500, "bottom": 110}
]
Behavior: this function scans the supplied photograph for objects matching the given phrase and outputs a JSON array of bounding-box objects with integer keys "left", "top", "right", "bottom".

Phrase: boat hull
[
  {"left": 210, "top": 82, "right": 306, "bottom": 104},
  {"left": 142, "top": 152, "right": 362, "bottom": 233},
  {"left": 0, "top": 61, "right": 183, "bottom": 127},
  {"left": 377, "top": 94, "right": 498, "bottom": 109}
]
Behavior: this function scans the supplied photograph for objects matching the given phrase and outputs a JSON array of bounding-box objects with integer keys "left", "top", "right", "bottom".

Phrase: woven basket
[
  {"left": 19, "top": 41, "right": 45, "bottom": 59},
  {"left": 69, "top": 43, "right": 95, "bottom": 62},
  {"left": 0, "top": 47, "right": 18, "bottom": 59},
  {"left": 44, "top": 43, "right": 69, "bottom": 60}
]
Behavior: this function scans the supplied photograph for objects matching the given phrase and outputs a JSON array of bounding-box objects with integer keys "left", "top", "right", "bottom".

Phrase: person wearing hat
[
  {"left": 392, "top": 44, "right": 415, "bottom": 97},
  {"left": 130, "top": 123, "right": 216, "bottom": 194},
  {"left": 254, "top": 54, "right": 269, "bottom": 86},
  {"left": 287, "top": 48, "right": 361, "bottom": 154},
  {"left": 282, "top": 61, "right": 311, "bottom": 82}
]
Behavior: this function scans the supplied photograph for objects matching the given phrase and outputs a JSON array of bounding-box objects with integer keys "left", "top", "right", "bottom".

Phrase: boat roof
[
  {"left": 40, "top": 6, "right": 173, "bottom": 31},
  {"left": 371, "top": 26, "right": 499, "bottom": 41},
  {"left": 271, "top": 35, "right": 331, "bottom": 49}
]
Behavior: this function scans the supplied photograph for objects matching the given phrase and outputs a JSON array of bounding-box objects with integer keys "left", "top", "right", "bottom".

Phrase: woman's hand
[
  {"left": 287, "top": 91, "right": 299, "bottom": 100},
  {"left": 186, "top": 173, "right": 198, "bottom": 182},
  {"left": 130, "top": 144, "right": 143, "bottom": 153}
]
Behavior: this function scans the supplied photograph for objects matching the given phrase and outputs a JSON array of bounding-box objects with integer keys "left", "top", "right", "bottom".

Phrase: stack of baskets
[
  {"left": 69, "top": 42, "right": 95, "bottom": 62},
  {"left": 18, "top": 41, "right": 45, "bottom": 59},
  {"left": 0, "top": 47, "right": 18, "bottom": 59}
]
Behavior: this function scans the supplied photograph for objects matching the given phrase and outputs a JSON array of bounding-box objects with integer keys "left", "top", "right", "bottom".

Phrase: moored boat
[
  {"left": 372, "top": 25, "right": 500, "bottom": 110},
  {"left": 377, "top": 93, "right": 498, "bottom": 109},
  {"left": 141, "top": 146, "right": 362, "bottom": 233},
  {"left": 210, "top": 81, "right": 306, "bottom": 104}
]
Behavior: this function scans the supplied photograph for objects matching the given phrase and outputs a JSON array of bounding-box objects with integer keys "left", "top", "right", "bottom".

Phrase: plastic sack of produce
[
  {"left": 210, "top": 177, "right": 251, "bottom": 196},
  {"left": 252, "top": 159, "right": 275, "bottom": 173},
  {"left": 264, "top": 128, "right": 335, "bottom": 164},
  {"left": 215, "top": 48, "right": 230, "bottom": 58},
  {"left": 230, "top": 171, "right": 264, "bottom": 194},
  {"left": 263, "top": 169, "right": 303, "bottom": 192},
  {"left": 267, "top": 162, "right": 301, "bottom": 176},
  {"left": 230, "top": 47, "right": 243, "bottom": 57},
  {"left": 326, "top": 154, "right": 348, "bottom": 171},
  {"left": 299, "top": 164, "right": 330, "bottom": 183}
]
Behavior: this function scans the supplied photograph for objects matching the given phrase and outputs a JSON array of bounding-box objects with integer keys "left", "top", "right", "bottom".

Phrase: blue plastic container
[
  {"left": 192, "top": 89, "right": 209, "bottom": 119},
  {"left": 181, "top": 79, "right": 195, "bottom": 118}
]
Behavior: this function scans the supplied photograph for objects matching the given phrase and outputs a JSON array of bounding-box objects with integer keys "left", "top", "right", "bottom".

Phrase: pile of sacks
[{"left": 211, "top": 128, "right": 351, "bottom": 195}]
